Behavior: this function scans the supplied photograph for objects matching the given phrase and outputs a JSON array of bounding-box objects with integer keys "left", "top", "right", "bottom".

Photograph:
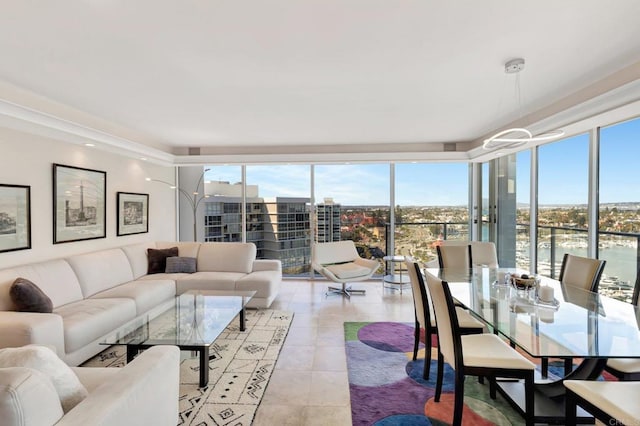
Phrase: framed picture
[
  {"left": 53, "top": 163, "right": 106, "bottom": 244},
  {"left": 0, "top": 184, "right": 31, "bottom": 253},
  {"left": 117, "top": 192, "right": 149, "bottom": 236}
]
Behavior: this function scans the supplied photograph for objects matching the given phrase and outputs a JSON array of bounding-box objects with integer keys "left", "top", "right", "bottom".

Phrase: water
[{"left": 527, "top": 245, "right": 637, "bottom": 285}]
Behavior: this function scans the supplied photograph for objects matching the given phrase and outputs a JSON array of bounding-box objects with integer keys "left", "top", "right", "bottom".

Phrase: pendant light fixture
[{"left": 483, "top": 58, "right": 565, "bottom": 150}]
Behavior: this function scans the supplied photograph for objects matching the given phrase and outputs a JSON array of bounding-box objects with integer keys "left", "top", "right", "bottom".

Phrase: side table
[{"left": 382, "top": 255, "right": 411, "bottom": 293}]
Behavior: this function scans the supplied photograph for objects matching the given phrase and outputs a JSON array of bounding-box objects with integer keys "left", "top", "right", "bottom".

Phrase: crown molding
[{"left": 0, "top": 98, "right": 175, "bottom": 165}]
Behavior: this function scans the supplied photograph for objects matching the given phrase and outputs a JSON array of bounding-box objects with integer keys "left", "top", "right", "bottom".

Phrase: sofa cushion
[
  {"left": 121, "top": 242, "right": 157, "bottom": 279},
  {"left": 137, "top": 272, "right": 191, "bottom": 281},
  {"left": 197, "top": 242, "right": 256, "bottom": 273},
  {"left": 0, "top": 345, "right": 88, "bottom": 413},
  {"left": 54, "top": 298, "right": 137, "bottom": 354},
  {"left": 156, "top": 241, "right": 201, "bottom": 258},
  {"left": 0, "top": 366, "right": 64, "bottom": 425},
  {"left": 66, "top": 249, "right": 136, "bottom": 298},
  {"left": 175, "top": 272, "right": 244, "bottom": 294},
  {"left": 165, "top": 257, "right": 197, "bottom": 273},
  {"left": 90, "top": 280, "right": 176, "bottom": 315},
  {"left": 236, "top": 270, "right": 281, "bottom": 299},
  {"left": 10, "top": 277, "right": 53, "bottom": 313},
  {"left": 0, "top": 260, "right": 84, "bottom": 310},
  {"left": 147, "top": 247, "right": 178, "bottom": 274}
]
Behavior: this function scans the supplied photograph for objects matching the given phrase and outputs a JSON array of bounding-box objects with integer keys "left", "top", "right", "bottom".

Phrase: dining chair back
[
  {"left": 558, "top": 253, "right": 606, "bottom": 292},
  {"left": 541, "top": 253, "right": 606, "bottom": 378},
  {"left": 424, "top": 271, "right": 535, "bottom": 425},
  {"left": 440, "top": 240, "right": 498, "bottom": 268},
  {"left": 436, "top": 244, "right": 472, "bottom": 269},
  {"left": 605, "top": 265, "right": 640, "bottom": 381},
  {"left": 405, "top": 258, "right": 431, "bottom": 369},
  {"left": 470, "top": 241, "right": 499, "bottom": 268},
  {"left": 406, "top": 259, "right": 484, "bottom": 380}
]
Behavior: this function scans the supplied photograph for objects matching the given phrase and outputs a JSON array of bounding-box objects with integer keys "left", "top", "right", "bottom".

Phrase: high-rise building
[
  {"left": 316, "top": 198, "right": 341, "bottom": 243},
  {"left": 202, "top": 182, "right": 312, "bottom": 274}
]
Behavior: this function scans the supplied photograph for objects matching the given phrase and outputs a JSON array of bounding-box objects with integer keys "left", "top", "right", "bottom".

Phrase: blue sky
[
  {"left": 205, "top": 117, "right": 639, "bottom": 206},
  {"left": 518, "top": 118, "right": 640, "bottom": 204},
  {"left": 205, "top": 163, "right": 469, "bottom": 206}
]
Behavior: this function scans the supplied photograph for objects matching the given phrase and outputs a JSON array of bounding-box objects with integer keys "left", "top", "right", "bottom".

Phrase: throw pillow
[
  {"left": 9, "top": 277, "right": 54, "bottom": 313},
  {"left": 165, "top": 256, "right": 197, "bottom": 273},
  {"left": 0, "top": 345, "right": 89, "bottom": 413},
  {"left": 147, "top": 246, "right": 179, "bottom": 274}
]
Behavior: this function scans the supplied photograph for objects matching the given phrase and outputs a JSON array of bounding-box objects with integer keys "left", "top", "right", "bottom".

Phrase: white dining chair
[
  {"left": 440, "top": 240, "right": 499, "bottom": 268},
  {"left": 565, "top": 380, "right": 640, "bottom": 426},
  {"left": 424, "top": 272, "right": 535, "bottom": 426},
  {"left": 605, "top": 270, "right": 640, "bottom": 380},
  {"left": 436, "top": 244, "right": 472, "bottom": 269},
  {"left": 405, "top": 259, "right": 484, "bottom": 380},
  {"left": 541, "top": 253, "right": 607, "bottom": 377}
]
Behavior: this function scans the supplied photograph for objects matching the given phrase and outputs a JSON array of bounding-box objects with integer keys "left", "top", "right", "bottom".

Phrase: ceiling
[{"left": 1, "top": 1, "right": 640, "bottom": 164}]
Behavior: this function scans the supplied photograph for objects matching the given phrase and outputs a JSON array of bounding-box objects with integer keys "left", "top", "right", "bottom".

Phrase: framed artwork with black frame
[
  {"left": 117, "top": 192, "right": 149, "bottom": 236},
  {"left": 53, "top": 163, "right": 106, "bottom": 244},
  {"left": 0, "top": 184, "right": 31, "bottom": 253}
]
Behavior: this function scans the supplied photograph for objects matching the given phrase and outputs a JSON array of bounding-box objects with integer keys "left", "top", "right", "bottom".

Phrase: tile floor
[{"left": 252, "top": 278, "right": 415, "bottom": 426}]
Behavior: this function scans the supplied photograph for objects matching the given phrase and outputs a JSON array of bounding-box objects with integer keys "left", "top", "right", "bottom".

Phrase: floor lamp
[{"left": 146, "top": 168, "right": 210, "bottom": 241}]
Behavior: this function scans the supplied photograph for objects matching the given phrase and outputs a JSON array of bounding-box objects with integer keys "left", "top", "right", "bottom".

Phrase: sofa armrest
[
  {"left": 57, "top": 346, "right": 180, "bottom": 426},
  {"left": 0, "top": 312, "right": 65, "bottom": 356},
  {"left": 252, "top": 259, "right": 282, "bottom": 273}
]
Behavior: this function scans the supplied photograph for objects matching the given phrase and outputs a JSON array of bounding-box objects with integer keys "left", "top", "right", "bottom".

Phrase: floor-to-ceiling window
[
  {"left": 395, "top": 162, "right": 469, "bottom": 264},
  {"left": 314, "top": 164, "right": 389, "bottom": 264},
  {"left": 598, "top": 117, "right": 640, "bottom": 301},
  {"left": 516, "top": 150, "right": 531, "bottom": 270},
  {"left": 481, "top": 162, "right": 490, "bottom": 241},
  {"left": 537, "top": 134, "right": 589, "bottom": 278},
  {"left": 246, "top": 165, "right": 311, "bottom": 275},
  {"left": 203, "top": 166, "right": 243, "bottom": 242}
]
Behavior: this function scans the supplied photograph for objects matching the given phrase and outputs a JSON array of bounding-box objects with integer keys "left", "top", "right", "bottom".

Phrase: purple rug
[{"left": 344, "top": 321, "right": 523, "bottom": 425}]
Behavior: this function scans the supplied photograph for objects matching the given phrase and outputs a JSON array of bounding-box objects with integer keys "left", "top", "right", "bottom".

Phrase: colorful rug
[
  {"left": 345, "top": 321, "right": 527, "bottom": 426},
  {"left": 82, "top": 309, "right": 293, "bottom": 425}
]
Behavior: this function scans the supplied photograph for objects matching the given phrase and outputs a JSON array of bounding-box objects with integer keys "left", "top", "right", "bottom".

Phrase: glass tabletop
[
  {"left": 425, "top": 267, "right": 640, "bottom": 359},
  {"left": 102, "top": 290, "right": 256, "bottom": 348}
]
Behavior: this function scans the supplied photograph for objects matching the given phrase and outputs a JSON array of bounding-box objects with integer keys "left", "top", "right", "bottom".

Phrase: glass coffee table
[{"left": 102, "top": 290, "right": 255, "bottom": 387}]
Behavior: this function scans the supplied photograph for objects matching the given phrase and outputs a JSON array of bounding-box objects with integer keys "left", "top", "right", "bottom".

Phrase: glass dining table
[{"left": 425, "top": 267, "right": 640, "bottom": 424}]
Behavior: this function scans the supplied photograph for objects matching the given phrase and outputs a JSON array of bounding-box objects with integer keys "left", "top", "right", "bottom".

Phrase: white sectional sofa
[{"left": 0, "top": 241, "right": 281, "bottom": 366}]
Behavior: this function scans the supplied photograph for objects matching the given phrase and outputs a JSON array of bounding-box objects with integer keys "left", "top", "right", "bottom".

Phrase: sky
[
  {"left": 204, "top": 163, "right": 469, "bottom": 206},
  {"left": 204, "top": 117, "right": 639, "bottom": 207}
]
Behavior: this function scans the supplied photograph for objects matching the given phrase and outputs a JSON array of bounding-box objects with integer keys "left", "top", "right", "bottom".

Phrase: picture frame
[
  {"left": 53, "top": 163, "right": 106, "bottom": 244},
  {"left": 0, "top": 184, "right": 31, "bottom": 253},
  {"left": 117, "top": 192, "right": 149, "bottom": 236}
]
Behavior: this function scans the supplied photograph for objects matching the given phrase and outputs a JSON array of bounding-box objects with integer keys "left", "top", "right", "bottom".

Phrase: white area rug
[{"left": 82, "top": 309, "right": 293, "bottom": 425}]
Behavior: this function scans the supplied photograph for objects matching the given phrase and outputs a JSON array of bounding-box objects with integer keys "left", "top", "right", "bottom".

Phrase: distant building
[
  {"left": 316, "top": 198, "right": 341, "bottom": 243},
  {"left": 202, "top": 182, "right": 312, "bottom": 274}
]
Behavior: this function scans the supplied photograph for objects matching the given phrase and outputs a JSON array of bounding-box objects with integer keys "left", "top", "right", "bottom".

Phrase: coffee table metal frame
[{"left": 102, "top": 290, "right": 255, "bottom": 387}]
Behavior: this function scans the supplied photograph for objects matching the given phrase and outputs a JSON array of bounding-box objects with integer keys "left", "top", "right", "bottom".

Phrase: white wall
[{"left": 0, "top": 127, "right": 176, "bottom": 268}]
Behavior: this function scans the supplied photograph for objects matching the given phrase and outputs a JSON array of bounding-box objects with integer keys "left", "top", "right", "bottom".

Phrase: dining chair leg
[
  {"left": 489, "top": 376, "right": 496, "bottom": 399},
  {"left": 524, "top": 372, "right": 535, "bottom": 426},
  {"left": 453, "top": 370, "right": 465, "bottom": 426},
  {"left": 412, "top": 320, "right": 420, "bottom": 361},
  {"left": 435, "top": 351, "right": 444, "bottom": 402},
  {"left": 565, "top": 388, "right": 577, "bottom": 426},
  {"left": 424, "top": 328, "right": 433, "bottom": 379}
]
